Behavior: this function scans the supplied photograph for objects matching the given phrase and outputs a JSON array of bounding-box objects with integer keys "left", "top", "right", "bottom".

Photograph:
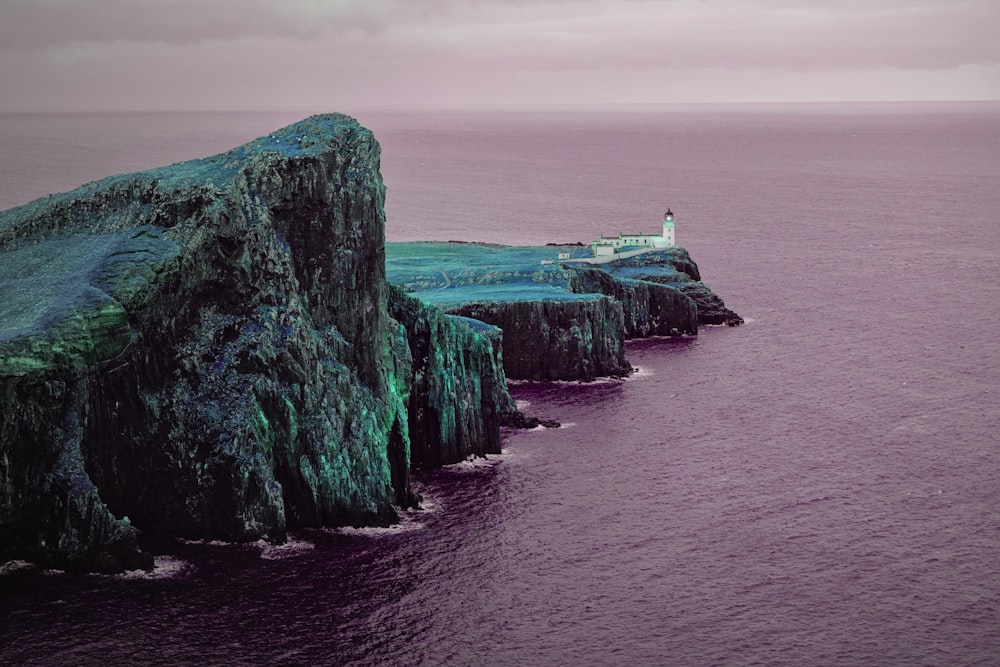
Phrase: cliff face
[
  {"left": 389, "top": 287, "right": 514, "bottom": 467},
  {"left": 567, "top": 267, "right": 698, "bottom": 338},
  {"left": 669, "top": 282, "right": 743, "bottom": 326},
  {"left": 385, "top": 242, "right": 741, "bottom": 381},
  {"left": 0, "top": 115, "right": 516, "bottom": 573},
  {"left": 595, "top": 248, "right": 743, "bottom": 327},
  {"left": 449, "top": 297, "right": 631, "bottom": 381}
]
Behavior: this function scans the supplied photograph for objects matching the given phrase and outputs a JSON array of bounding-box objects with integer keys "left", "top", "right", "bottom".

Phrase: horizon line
[{"left": 2, "top": 99, "right": 999, "bottom": 115}]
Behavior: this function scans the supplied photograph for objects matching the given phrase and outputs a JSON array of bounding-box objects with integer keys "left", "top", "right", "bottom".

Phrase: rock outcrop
[
  {"left": 668, "top": 282, "right": 743, "bottom": 326},
  {"left": 449, "top": 296, "right": 631, "bottom": 381},
  {"left": 567, "top": 267, "right": 698, "bottom": 338},
  {"left": 385, "top": 242, "right": 742, "bottom": 381},
  {"left": 388, "top": 287, "right": 514, "bottom": 467},
  {"left": 0, "top": 115, "right": 517, "bottom": 572},
  {"left": 612, "top": 246, "right": 702, "bottom": 281},
  {"left": 0, "top": 114, "right": 742, "bottom": 572},
  {"left": 596, "top": 248, "right": 743, "bottom": 327}
]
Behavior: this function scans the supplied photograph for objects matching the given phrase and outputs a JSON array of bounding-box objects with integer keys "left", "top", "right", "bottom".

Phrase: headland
[
  {"left": 386, "top": 241, "right": 741, "bottom": 381},
  {"left": 0, "top": 114, "right": 739, "bottom": 573}
]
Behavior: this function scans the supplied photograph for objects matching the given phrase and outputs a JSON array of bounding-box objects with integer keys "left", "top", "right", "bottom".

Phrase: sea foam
[
  {"left": 115, "top": 555, "right": 192, "bottom": 580},
  {"left": 258, "top": 536, "right": 315, "bottom": 561}
]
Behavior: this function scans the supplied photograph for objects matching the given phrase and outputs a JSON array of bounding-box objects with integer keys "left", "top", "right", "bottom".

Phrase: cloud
[
  {"left": 3, "top": 0, "right": 998, "bottom": 71},
  {"left": 3, "top": 0, "right": 999, "bottom": 68},
  {"left": 0, "top": 0, "right": 998, "bottom": 109},
  {"left": 0, "top": 0, "right": 407, "bottom": 50},
  {"left": 389, "top": 0, "right": 1000, "bottom": 71}
]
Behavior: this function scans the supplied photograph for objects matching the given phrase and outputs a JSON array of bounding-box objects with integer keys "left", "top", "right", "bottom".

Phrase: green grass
[
  {"left": 386, "top": 241, "right": 691, "bottom": 307},
  {"left": 386, "top": 242, "right": 596, "bottom": 306}
]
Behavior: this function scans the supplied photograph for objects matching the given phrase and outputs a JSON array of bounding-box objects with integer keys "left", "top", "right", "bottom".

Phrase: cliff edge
[{"left": 386, "top": 242, "right": 741, "bottom": 381}]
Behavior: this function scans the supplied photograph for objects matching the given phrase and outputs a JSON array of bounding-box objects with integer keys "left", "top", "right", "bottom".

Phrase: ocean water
[{"left": 2, "top": 103, "right": 1000, "bottom": 666}]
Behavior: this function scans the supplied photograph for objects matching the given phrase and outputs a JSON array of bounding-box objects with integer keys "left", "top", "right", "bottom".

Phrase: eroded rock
[{"left": 0, "top": 115, "right": 518, "bottom": 572}]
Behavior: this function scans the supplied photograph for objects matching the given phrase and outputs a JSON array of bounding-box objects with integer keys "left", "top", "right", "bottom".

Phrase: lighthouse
[
  {"left": 589, "top": 208, "right": 678, "bottom": 256},
  {"left": 662, "top": 209, "right": 675, "bottom": 247}
]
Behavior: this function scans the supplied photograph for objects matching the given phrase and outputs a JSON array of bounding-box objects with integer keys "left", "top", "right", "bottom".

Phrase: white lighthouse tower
[{"left": 662, "top": 208, "right": 676, "bottom": 246}]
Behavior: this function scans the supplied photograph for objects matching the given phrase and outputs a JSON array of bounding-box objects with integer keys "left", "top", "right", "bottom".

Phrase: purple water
[{"left": 2, "top": 104, "right": 999, "bottom": 665}]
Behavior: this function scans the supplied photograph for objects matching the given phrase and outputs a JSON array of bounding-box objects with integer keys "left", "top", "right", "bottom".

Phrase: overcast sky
[{"left": 1, "top": 0, "right": 997, "bottom": 111}]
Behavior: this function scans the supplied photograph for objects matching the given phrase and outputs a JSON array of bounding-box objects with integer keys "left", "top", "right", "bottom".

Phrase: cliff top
[
  {"left": 385, "top": 241, "right": 695, "bottom": 309},
  {"left": 0, "top": 113, "right": 371, "bottom": 246},
  {"left": 0, "top": 113, "right": 377, "bottom": 376}
]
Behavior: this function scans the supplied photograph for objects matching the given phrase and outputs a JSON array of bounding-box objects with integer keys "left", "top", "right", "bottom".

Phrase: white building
[{"left": 591, "top": 209, "right": 676, "bottom": 257}]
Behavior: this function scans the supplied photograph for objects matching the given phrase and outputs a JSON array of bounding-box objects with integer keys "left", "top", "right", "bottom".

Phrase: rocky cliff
[
  {"left": 448, "top": 297, "right": 631, "bottom": 381},
  {"left": 385, "top": 242, "right": 741, "bottom": 381},
  {"left": 567, "top": 267, "right": 698, "bottom": 338},
  {"left": 0, "top": 115, "right": 516, "bottom": 572},
  {"left": 388, "top": 287, "right": 514, "bottom": 466},
  {"left": 594, "top": 248, "right": 743, "bottom": 327}
]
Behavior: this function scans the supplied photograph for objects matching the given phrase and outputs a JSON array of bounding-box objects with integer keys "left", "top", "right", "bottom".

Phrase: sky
[{"left": 0, "top": 0, "right": 998, "bottom": 111}]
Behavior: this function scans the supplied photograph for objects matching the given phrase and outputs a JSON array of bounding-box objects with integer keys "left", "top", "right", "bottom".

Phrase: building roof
[{"left": 600, "top": 232, "right": 661, "bottom": 239}]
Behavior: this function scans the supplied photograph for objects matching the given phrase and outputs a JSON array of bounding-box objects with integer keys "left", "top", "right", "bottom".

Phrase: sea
[{"left": 1, "top": 103, "right": 999, "bottom": 666}]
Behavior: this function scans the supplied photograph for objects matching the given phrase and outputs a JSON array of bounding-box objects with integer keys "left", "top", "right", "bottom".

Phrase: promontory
[{"left": 0, "top": 114, "right": 739, "bottom": 573}]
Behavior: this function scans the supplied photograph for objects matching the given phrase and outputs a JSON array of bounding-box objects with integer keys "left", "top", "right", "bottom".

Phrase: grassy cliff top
[
  {"left": 385, "top": 242, "right": 692, "bottom": 308},
  {"left": 0, "top": 114, "right": 370, "bottom": 376},
  {"left": 386, "top": 242, "right": 595, "bottom": 307},
  {"left": 0, "top": 113, "right": 372, "bottom": 244}
]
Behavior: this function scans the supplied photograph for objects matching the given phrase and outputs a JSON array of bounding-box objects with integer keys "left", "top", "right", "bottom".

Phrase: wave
[
  {"left": 508, "top": 375, "right": 626, "bottom": 387},
  {"left": 176, "top": 537, "right": 238, "bottom": 547},
  {"left": 115, "top": 555, "right": 193, "bottom": 580},
  {"left": 334, "top": 521, "right": 426, "bottom": 537},
  {"left": 257, "top": 536, "right": 315, "bottom": 561},
  {"left": 445, "top": 454, "right": 505, "bottom": 470},
  {"left": 407, "top": 483, "right": 441, "bottom": 514},
  {"left": 329, "top": 494, "right": 436, "bottom": 537},
  {"left": 0, "top": 559, "right": 37, "bottom": 576},
  {"left": 623, "top": 365, "right": 653, "bottom": 381}
]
